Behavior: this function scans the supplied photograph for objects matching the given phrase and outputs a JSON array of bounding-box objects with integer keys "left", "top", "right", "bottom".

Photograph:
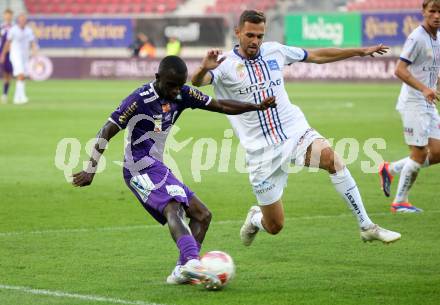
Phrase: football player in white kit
[
  {"left": 192, "top": 10, "right": 401, "bottom": 245},
  {"left": 379, "top": 0, "right": 440, "bottom": 213},
  {"left": 0, "top": 13, "right": 37, "bottom": 104}
]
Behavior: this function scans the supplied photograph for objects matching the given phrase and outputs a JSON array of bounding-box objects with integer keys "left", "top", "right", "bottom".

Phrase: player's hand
[
  {"left": 423, "top": 87, "right": 438, "bottom": 105},
  {"left": 201, "top": 49, "right": 226, "bottom": 70},
  {"left": 0, "top": 55, "right": 4, "bottom": 64},
  {"left": 361, "top": 44, "right": 390, "bottom": 57},
  {"left": 259, "top": 96, "right": 277, "bottom": 110},
  {"left": 72, "top": 171, "right": 95, "bottom": 187}
]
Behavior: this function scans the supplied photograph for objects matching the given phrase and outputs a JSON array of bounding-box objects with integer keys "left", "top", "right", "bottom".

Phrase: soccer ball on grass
[{"left": 200, "top": 251, "right": 235, "bottom": 290}]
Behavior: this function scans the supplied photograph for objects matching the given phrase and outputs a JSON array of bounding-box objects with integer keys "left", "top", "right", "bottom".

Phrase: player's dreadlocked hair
[
  {"left": 423, "top": 0, "right": 440, "bottom": 8},
  {"left": 238, "top": 10, "right": 266, "bottom": 28},
  {"left": 158, "top": 55, "right": 187, "bottom": 75}
]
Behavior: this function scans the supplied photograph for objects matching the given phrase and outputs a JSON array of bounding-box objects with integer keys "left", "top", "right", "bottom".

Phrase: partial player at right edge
[{"left": 379, "top": 0, "right": 440, "bottom": 213}]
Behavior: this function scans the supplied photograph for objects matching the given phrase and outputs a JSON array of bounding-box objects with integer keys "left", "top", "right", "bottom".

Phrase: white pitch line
[
  {"left": 0, "top": 284, "right": 167, "bottom": 305},
  {"left": 1, "top": 211, "right": 439, "bottom": 238}
]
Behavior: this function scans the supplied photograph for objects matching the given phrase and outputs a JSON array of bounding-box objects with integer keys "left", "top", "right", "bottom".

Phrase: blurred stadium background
[{"left": 0, "top": 0, "right": 424, "bottom": 82}]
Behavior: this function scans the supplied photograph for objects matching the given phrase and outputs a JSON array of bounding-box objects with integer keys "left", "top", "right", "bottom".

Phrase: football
[{"left": 201, "top": 251, "right": 235, "bottom": 289}]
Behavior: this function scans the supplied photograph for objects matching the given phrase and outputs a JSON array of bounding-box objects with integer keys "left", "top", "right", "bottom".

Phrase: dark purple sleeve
[
  {"left": 109, "top": 93, "right": 140, "bottom": 129},
  {"left": 180, "top": 85, "right": 213, "bottom": 109}
]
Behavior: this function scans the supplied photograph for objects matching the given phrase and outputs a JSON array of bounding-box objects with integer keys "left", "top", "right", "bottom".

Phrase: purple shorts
[
  {"left": 1, "top": 53, "right": 12, "bottom": 74},
  {"left": 124, "top": 161, "right": 194, "bottom": 225}
]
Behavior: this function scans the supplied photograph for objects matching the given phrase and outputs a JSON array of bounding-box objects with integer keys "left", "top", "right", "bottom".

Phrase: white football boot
[
  {"left": 180, "top": 259, "right": 221, "bottom": 290},
  {"left": 13, "top": 97, "right": 28, "bottom": 105},
  {"left": 240, "top": 206, "right": 261, "bottom": 246},
  {"left": 166, "top": 265, "right": 191, "bottom": 285},
  {"left": 1, "top": 94, "right": 7, "bottom": 104},
  {"left": 360, "top": 224, "right": 401, "bottom": 244}
]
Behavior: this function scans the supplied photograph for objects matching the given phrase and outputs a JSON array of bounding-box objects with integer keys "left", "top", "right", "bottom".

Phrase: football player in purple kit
[
  {"left": 0, "top": 9, "right": 13, "bottom": 104},
  {"left": 72, "top": 56, "right": 276, "bottom": 289}
]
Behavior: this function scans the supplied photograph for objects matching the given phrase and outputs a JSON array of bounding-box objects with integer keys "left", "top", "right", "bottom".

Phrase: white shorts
[
  {"left": 246, "top": 126, "right": 324, "bottom": 205},
  {"left": 10, "top": 53, "right": 29, "bottom": 77},
  {"left": 399, "top": 108, "right": 440, "bottom": 146}
]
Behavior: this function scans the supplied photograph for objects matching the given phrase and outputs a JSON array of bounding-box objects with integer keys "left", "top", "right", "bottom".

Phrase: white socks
[
  {"left": 390, "top": 157, "right": 429, "bottom": 176},
  {"left": 250, "top": 210, "right": 266, "bottom": 232},
  {"left": 330, "top": 167, "right": 373, "bottom": 230},
  {"left": 14, "top": 80, "right": 26, "bottom": 102},
  {"left": 394, "top": 158, "right": 421, "bottom": 203},
  {"left": 250, "top": 167, "right": 375, "bottom": 231}
]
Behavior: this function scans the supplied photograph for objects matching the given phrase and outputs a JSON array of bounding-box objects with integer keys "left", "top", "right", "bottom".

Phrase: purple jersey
[
  {"left": 0, "top": 23, "right": 13, "bottom": 74},
  {"left": 109, "top": 81, "right": 212, "bottom": 176},
  {"left": 0, "top": 23, "right": 12, "bottom": 53}
]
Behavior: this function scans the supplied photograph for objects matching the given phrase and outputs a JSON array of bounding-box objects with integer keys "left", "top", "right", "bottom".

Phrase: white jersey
[
  {"left": 397, "top": 25, "right": 440, "bottom": 112},
  {"left": 211, "top": 42, "right": 308, "bottom": 151},
  {"left": 7, "top": 24, "right": 35, "bottom": 59}
]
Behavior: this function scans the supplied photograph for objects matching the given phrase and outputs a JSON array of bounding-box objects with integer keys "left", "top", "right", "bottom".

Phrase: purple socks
[
  {"left": 176, "top": 235, "right": 200, "bottom": 265},
  {"left": 3, "top": 83, "right": 9, "bottom": 95}
]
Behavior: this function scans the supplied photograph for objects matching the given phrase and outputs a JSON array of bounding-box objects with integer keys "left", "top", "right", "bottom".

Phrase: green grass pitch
[{"left": 0, "top": 80, "right": 439, "bottom": 305}]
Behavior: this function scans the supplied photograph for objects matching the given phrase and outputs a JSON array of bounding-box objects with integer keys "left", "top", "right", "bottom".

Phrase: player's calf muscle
[
  {"left": 319, "top": 148, "right": 343, "bottom": 173},
  {"left": 262, "top": 219, "right": 283, "bottom": 235}
]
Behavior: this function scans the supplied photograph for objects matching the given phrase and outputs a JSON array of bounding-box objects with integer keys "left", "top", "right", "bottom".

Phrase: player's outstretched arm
[
  {"left": 72, "top": 121, "right": 120, "bottom": 187},
  {"left": 191, "top": 49, "right": 225, "bottom": 87},
  {"left": 305, "top": 44, "right": 389, "bottom": 64},
  {"left": 395, "top": 60, "right": 438, "bottom": 104},
  {"left": 31, "top": 40, "right": 39, "bottom": 57},
  {"left": 203, "top": 96, "right": 276, "bottom": 114}
]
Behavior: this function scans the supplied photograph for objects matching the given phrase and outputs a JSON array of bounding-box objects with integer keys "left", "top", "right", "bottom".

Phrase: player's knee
[
  {"left": 411, "top": 146, "right": 429, "bottom": 164},
  {"left": 264, "top": 220, "right": 283, "bottom": 235},
  {"left": 200, "top": 209, "right": 212, "bottom": 226},
  {"left": 429, "top": 149, "right": 440, "bottom": 164},
  {"left": 188, "top": 201, "right": 212, "bottom": 226}
]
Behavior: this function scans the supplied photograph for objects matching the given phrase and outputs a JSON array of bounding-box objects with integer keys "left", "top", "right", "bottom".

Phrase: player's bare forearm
[
  {"left": 88, "top": 121, "right": 119, "bottom": 166},
  {"left": 31, "top": 41, "right": 39, "bottom": 56},
  {"left": 306, "top": 44, "right": 389, "bottom": 64},
  {"left": 305, "top": 48, "right": 361, "bottom": 63},
  {"left": 72, "top": 121, "right": 120, "bottom": 187},
  {"left": 395, "top": 60, "right": 436, "bottom": 103},
  {"left": 191, "top": 67, "right": 211, "bottom": 87},
  {"left": 395, "top": 65, "right": 425, "bottom": 92},
  {"left": 205, "top": 96, "right": 276, "bottom": 114}
]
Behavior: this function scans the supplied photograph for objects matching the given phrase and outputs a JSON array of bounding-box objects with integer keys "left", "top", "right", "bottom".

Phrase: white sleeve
[
  {"left": 400, "top": 35, "right": 420, "bottom": 64},
  {"left": 277, "top": 42, "right": 308, "bottom": 65}
]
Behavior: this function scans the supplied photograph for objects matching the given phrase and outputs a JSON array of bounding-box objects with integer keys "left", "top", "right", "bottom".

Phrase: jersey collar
[
  {"left": 421, "top": 25, "right": 438, "bottom": 41},
  {"left": 233, "top": 45, "right": 262, "bottom": 62}
]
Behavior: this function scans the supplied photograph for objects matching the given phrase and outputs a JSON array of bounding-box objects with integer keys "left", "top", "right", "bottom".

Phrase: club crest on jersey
[
  {"left": 236, "top": 63, "right": 246, "bottom": 79},
  {"left": 267, "top": 59, "right": 280, "bottom": 71}
]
